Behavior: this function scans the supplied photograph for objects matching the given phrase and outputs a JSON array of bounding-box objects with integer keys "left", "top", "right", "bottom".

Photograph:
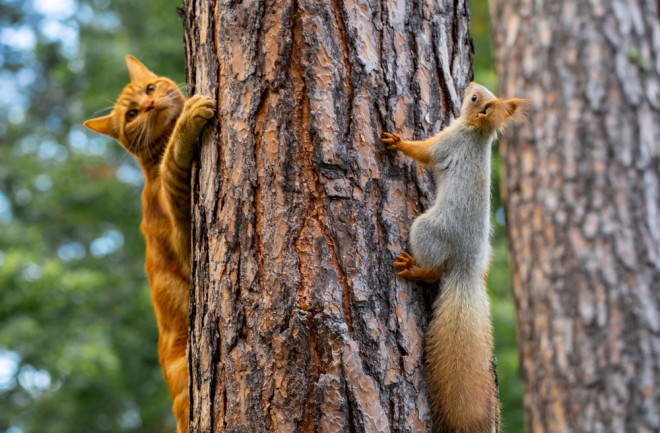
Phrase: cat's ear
[
  {"left": 84, "top": 114, "right": 118, "bottom": 139},
  {"left": 126, "top": 54, "right": 157, "bottom": 83}
]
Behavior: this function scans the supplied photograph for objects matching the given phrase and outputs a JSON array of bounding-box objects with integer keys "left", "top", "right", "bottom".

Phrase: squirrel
[{"left": 383, "top": 82, "right": 529, "bottom": 433}]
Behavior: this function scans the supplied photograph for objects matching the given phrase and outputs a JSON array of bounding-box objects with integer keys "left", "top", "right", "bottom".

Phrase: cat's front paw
[
  {"left": 176, "top": 95, "right": 215, "bottom": 144},
  {"left": 183, "top": 95, "right": 215, "bottom": 124}
]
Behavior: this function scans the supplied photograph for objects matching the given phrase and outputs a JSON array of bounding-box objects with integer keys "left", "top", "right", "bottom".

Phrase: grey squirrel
[{"left": 383, "top": 82, "right": 529, "bottom": 433}]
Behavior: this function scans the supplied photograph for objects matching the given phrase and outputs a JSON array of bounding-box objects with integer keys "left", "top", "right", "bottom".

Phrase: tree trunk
[
  {"left": 179, "top": 0, "right": 474, "bottom": 431},
  {"left": 490, "top": 0, "right": 660, "bottom": 432}
]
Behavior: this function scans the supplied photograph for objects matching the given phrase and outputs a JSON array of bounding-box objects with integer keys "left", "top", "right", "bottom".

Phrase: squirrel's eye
[
  {"left": 146, "top": 84, "right": 156, "bottom": 95},
  {"left": 471, "top": 94, "right": 478, "bottom": 102},
  {"left": 125, "top": 109, "right": 138, "bottom": 122}
]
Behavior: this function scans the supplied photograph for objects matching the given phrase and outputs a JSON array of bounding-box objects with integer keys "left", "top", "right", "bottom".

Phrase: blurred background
[{"left": 0, "top": 0, "right": 522, "bottom": 432}]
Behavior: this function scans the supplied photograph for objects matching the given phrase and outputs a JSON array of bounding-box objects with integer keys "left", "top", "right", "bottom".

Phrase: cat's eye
[
  {"left": 146, "top": 84, "right": 156, "bottom": 95},
  {"left": 125, "top": 109, "right": 138, "bottom": 122},
  {"left": 471, "top": 94, "right": 478, "bottom": 102}
]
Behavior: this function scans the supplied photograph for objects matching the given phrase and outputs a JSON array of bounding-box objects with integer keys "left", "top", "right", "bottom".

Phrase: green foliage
[
  {"left": 471, "top": 0, "right": 497, "bottom": 91},
  {"left": 471, "top": 0, "right": 526, "bottom": 431},
  {"left": 489, "top": 228, "right": 525, "bottom": 433},
  {"left": 0, "top": 0, "right": 185, "bottom": 431}
]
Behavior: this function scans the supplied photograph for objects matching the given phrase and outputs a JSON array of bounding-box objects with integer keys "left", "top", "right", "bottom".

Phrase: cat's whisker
[
  {"left": 130, "top": 125, "right": 142, "bottom": 149},
  {"left": 147, "top": 114, "right": 160, "bottom": 164},
  {"left": 140, "top": 124, "right": 150, "bottom": 159},
  {"left": 131, "top": 121, "right": 147, "bottom": 156},
  {"left": 118, "top": 149, "right": 133, "bottom": 165},
  {"left": 144, "top": 118, "right": 153, "bottom": 163},
  {"left": 92, "top": 105, "right": 115, "bottom": 116},
  {"left": 164, "top": 90, "right": 183, "bottom": 102}
]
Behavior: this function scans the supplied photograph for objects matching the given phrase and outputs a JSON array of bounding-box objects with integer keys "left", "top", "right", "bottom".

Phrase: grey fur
[{"left": 410, "top": 115, "right": 495, "bottom": 281}]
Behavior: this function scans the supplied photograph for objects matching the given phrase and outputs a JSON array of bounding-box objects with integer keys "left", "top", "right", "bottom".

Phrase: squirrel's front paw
[
  {"left": 393, "top": 252, "right": 415, "bottom": 276},
  {"left": 382, "top": 132, "right": 402, "bottom": 151}
]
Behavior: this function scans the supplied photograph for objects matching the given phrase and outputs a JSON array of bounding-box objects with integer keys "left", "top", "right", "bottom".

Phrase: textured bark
[
  {"left": 179, "top": 0, "right": 475, "bottom": 431},
  {"left": 490, "top": 1, "right": 660, "bottom": 432},
  {"left": 182, "top": 0, "right": 471, "bottom": 432}
]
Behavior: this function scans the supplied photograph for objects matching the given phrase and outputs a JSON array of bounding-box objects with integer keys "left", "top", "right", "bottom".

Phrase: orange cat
[{"left": 84, "top": 55, "right": 214, "bottom": 433}]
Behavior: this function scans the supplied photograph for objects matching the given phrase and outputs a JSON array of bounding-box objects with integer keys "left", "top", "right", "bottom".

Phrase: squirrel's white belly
[{"left": 409, "top": 199, "right": 489, "bottom": 273}]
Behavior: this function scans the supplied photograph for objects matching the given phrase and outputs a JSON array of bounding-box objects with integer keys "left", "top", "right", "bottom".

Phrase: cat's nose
[{"left": 144, "top": 99, "right": 155, "bottom": 111}]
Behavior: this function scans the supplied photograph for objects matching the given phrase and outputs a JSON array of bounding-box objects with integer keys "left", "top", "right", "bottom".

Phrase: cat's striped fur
[{"left": 84, "top": 55, "right": 214, "bottom": 433}]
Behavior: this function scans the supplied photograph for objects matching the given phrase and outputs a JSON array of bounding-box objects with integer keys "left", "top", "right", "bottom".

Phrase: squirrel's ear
[
  {"left": 503, "top": 98, "right": 532, "bottom": 122},
  {"left": 84, "top": 114, "right": 118, "bottom": 139},
  {"left": 126, "top": 55, "right": 157, "bottom": 83}
]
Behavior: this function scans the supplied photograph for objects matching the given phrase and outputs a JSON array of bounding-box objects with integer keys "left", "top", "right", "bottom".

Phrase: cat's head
[{"left": 84, "top": 55, "right": 185, "bottom": 160}]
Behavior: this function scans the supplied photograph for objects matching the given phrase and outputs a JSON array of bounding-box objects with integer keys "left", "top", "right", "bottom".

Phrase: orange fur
[
  {"left": 84, "top": 55, "right": 214, "bottom": 433},
  {"left": 393, "top": 252, "right": 442, "bottom": 283},
  {"left": 381, "top": 132, "right": 436, "bottom": 165},
  {"left": 426, "top": 273, "right": 497, "bottom": 433},
  {"left": 464, "top": 92, "right": 531, "bottom": 133}
]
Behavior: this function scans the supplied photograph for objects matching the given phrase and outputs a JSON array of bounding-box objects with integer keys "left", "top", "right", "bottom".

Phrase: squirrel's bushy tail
[{"left": 426, "top": 271, "right": 497, "bottom": 433}]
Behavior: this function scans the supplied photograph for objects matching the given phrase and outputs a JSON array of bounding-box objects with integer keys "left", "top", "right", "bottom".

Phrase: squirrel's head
[{"left": 461, "top": 82, "right": 530, "bottom": 133}]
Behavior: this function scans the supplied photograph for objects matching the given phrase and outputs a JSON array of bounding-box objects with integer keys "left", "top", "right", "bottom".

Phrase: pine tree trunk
[
  {"left": 179, "top": 0, "right": 475, "bottom": 431},
  {"left": 489, "top": 0, "right": 660, "bottom": 432}
]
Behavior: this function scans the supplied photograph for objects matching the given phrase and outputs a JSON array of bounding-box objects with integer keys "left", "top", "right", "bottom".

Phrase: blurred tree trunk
[
  {"left": 179, "top": 0, "right": 474, "bottom": 431},
  {"left": 490, "top": 0, "right": 660, "bottom": 432}
]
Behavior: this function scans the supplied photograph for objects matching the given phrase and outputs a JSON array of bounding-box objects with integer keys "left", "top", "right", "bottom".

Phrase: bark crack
[
  {"left": 448, "top": 0, "right": 460, "bottom": 73},
  {"left": 303, "top": 86, "right": 356, "bottom": 336},
  {"left": 252, "top": 87, "right": 269, "bottom": 294},
  {"left": 301, "top": 312, "right": 321, "bottom": 432},
  {"left": 290, "top": 0, "right": 354, "bottom": 335},
  {"left": 431, "top": 30, "right": 454, "bottom": 122},
  {"left": 406, "top": 0, "right": 421, "bottom": 132},
  {"left": 342, "top": 365, "right": 359, "bottom": 433},
  {"left": 332, "top": 0, "right": 355, "bottom": 146}
]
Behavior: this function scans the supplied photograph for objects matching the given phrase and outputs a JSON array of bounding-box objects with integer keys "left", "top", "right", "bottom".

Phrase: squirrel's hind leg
[{"left": 393, "top": 252, "right": 442, "bottom": 283}]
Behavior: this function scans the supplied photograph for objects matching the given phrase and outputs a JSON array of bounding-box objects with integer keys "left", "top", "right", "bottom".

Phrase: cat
[{"left": 84, "top": 55, "right": 214, "bottom": 433}]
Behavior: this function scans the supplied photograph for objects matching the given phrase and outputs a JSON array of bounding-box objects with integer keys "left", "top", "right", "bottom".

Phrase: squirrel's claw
[
  {"left": 393, "top": 252, "right": 415, "bottom": 271},
  {"left": 394, "top": 253, "right": 443, "bottom": 283},
  {"left": 381, "top": 132, "right": 401, "bottom": 148}
]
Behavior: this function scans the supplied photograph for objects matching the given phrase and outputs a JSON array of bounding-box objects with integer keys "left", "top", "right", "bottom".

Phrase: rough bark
[
  {"left": 179, "top": 0, "right": 475, "bottom": 431},
  {"left": 490, "top": 0, "right": 660, "bottom": 432}
]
